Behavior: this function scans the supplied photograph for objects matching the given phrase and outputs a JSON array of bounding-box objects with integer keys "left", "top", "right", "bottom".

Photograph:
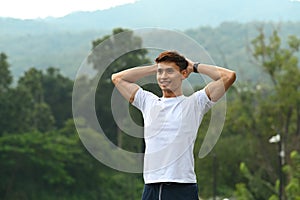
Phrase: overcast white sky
[
  {"left": 1, "top": 0, "right": 299, "bottom": 20},
  {"left": 0, "top": 0, "right": 138, "bottom": 19}
]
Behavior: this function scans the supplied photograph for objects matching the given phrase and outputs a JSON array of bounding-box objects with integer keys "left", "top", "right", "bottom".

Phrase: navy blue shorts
[{"left": 141, "top": 182, "right": 199, "bottom": 200}]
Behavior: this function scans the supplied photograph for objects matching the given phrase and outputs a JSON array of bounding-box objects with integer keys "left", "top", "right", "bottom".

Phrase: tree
[
  {"left": 0, "top": 65, "right": 73, "bottom": 134},
  {"left": 87, "top": 28, "right": 150, "bottom": 149},
  {"left": 17, "top": 68, "right": 55, "bottom": 132},
  {"left": 0, "top": 53, "right": 36, "bottom": 135},
  {"left": 41, "top": 67, "right": 73, "bottom": 129},
  {"left": 0, "top": 129, "right": 109, "bottom": 200},
  {"left": 233, "top": 27, "right": 300, "bottom": 199},
  {"left": 251, "top": 29, "right": 300, "bottom": 138},
  {"left": 0, "top": 53, "right": 12, "bottom": 92},
  {"left": 70, "top": 28, "right": 153, "bottom": 198}
]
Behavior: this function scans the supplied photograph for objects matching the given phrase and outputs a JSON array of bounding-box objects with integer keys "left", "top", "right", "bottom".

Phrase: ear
[{"left": 181, "top": 69, "right": 188, "bottom": 79}]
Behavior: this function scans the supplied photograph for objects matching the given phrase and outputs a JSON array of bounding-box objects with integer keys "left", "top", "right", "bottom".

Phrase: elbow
[
  {"left": 223, "top": 71, "right": 236, "bottom": 89},
  {"left": 111, "top": 73, "right": 120, "bottom": 85},
  {"left": 229, "top": 71, "right": 237, "bottom": 84}
]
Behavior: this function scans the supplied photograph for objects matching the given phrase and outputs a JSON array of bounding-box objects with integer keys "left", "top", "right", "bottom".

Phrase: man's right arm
[{"left": 111, "top": 64, "right": 157, "bottom": 103}]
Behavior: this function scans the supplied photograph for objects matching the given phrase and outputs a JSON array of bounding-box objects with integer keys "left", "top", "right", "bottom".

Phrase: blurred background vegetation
[{"left": 0, "top": 23, "right": 300, "bottom": 200}]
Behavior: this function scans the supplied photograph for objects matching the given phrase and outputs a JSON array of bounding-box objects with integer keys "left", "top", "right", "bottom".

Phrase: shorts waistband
[{"left": 146, "top": 182, "right": 196, "bottom": 186}]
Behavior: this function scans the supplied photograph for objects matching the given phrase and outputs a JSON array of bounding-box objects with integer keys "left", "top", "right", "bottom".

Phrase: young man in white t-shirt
[{"left": 111, "top": 51, "right": 236, "bottom": 200}]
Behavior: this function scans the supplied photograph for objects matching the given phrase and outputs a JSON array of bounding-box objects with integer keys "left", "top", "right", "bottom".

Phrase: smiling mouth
[{"left": 159, "top": 81, "right": 171, "bottom": 86}]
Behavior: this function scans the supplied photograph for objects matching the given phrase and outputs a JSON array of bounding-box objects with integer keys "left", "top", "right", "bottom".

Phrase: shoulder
[
  {"left": 191, "top": 89, "right": 216, "bottom": 112},
  {"left": 132, "top": 88, "right": 158, "bottom": 108},
  {"left": 192, "top": 89, "right": 211, "bottom": 101},
  {"left": 135, "top": 88, "right": 158, "bottom": 100}
]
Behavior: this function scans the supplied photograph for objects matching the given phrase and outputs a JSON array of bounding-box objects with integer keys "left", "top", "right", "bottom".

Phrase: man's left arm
[{"left": 187, "top": 60, "right": 236, "bottom": 102}]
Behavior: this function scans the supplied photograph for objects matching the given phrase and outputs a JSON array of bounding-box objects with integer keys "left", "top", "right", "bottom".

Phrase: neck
[{"left": 162, "top": 89, "right": 182, "bottom": 98}]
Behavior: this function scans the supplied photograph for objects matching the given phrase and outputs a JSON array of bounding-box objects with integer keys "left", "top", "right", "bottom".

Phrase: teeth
[{"left": 160, "top": 80, "right": 170, "bottom": 83}]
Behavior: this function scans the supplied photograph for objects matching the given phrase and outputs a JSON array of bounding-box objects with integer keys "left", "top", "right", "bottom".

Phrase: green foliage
[
  {"left": 87, "top": 28, "right": 150, "bottom": 149},
  {"left": 0, "top": 65, "right": 73, "bottom": 135},
  {"left": 234, "top": 183, "right": 255, "bottom": 200},
  {"left": 0, "top": 131, "right": 79, "bottom": 199},
  {"left": 0, "top": 52, "right": 12, "bottom": 92},
  {"left": 237, "top": 162, "right": 276, "bottom": 199},
  {"left": 41, "top": 67, "right": 73, "bottom": 128},
  {"left": 1, "top": 24, "right": 300, "bottom": 199},
  {"left": 17, "top": 68, "right": 55, "bottom": 132},
  {"left": 0, "top": 85, "right": 35, "bottom": 134},
  {"left": 284, "top": 151, "right": 300, "bottom": 200},
  {"left": 0, "top": 127, "right": 144, "bottom": 200},
  {"left": 234, "top": 151, "right": 300, "bottom": 200},
  {"left": 232, "top": 26, "right": 300, "bottom": 200},
  {"left": 32, "top": 102, "right": 55, "bottom": 132},
  {"left": 18, "top": 68, "right": 44, "bottom": 102}
]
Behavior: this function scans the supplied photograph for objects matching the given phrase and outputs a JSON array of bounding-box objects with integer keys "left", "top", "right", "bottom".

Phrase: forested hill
[
  {"left": 1, "top": 20, "right": 300, "bottom": 82},
  {"left": 1, "top": 2, "right": 300, "bottom": 199},
  {"left": 1, "top": 0, "right": 300, "bottom": 80},
  {"left": 1, "top": 0, "right": 300, "bottom": 32},
  {"left": 46, "top": 0, "right": 300, "bottom": 30}
]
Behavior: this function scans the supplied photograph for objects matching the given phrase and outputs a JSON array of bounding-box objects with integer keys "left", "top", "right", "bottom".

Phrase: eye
[
  {"left": 157, "top": 69, "right": 163, "bottom": 74},
  {"left": 166, "top": 68, "right": 174, "bottom": 74}
]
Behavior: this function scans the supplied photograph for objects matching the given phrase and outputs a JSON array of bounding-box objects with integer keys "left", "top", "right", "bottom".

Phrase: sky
[
  {"left": 0, "top": 0, "right": 138, "bottom": 19},
  {"left": 1, "top": 0, "right": 299, "bottom": 20}
]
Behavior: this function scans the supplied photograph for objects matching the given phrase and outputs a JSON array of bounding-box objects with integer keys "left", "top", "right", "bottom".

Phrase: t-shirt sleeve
[
  {"left": 132, "top": 88, "right": 157, "bottom": 112},
  {"left": 194, "top": 89, "right": 216, "bottom": 114},
  {"left": 131, "top": 88, "right": 144, "bottom": 110}
]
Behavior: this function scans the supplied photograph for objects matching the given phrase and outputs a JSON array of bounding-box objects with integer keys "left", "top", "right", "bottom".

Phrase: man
[{"left": 111, "top": 50, "right": 236, "bottom": 200}]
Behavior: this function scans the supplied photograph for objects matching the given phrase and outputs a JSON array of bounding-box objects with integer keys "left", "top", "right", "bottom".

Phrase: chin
[{"left": 162, "top": 88, "right": 173, "bottom": 93}]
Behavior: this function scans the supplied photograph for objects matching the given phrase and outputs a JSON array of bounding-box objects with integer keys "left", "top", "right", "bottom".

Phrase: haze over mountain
[
  {"left": 1, "top": 0, "right": 300, "bottom": 33},
  {"left": 0, "top": 0, "right": 300, "bottom": 80},
  {"left": 52, "top": 0, "right": 300, "bottom": 30}
]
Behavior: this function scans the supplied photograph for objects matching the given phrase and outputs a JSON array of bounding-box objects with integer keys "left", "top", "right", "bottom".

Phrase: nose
[{"left": 160, "top": 71, "right": 168, "bottom": 78}]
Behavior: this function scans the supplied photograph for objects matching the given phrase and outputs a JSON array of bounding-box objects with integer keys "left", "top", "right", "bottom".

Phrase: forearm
[
  {"left": 192, "top": 62, "right": 236, "bottom": 101},
  {"left": 111, "top": 64, "right": 157, "bottom": 84},
  {"left": 111, "top": 64, "right": 157, "bottom": 103},
  {"left": 194, "top": 63, "right": 235, "bottom": 81}
]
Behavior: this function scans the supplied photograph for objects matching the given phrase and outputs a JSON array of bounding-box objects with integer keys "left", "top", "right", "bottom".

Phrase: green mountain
[
  {"left": 48, "top": 0, "right": 300, "bottom": 29},
  {"left": 1, "top": 0, "right": 300, "bottom": 32},
  {"left": 0, "top": 0, "right": 300, "bottom": 80}
]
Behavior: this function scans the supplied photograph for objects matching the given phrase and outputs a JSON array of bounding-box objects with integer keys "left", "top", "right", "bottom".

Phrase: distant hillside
[
  {"left": 0, "top": 0, "right": 300, "bottom": 81},
  {"left": 1, "top": 21, "right": 300, "bottom": 83},
  {"left": 50, "top": 0, "right": 300, "bottom": 29},
  {"left": 1, "top": 0, "right": 300, "bottom": 33},
  {"left": 186, "top": 21, "right": 300, "bottom": 83}
]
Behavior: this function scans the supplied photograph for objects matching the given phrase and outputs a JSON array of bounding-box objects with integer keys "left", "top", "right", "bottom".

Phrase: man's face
[{"left": 156, "top": 62, "right": 186, "bottom": 95}]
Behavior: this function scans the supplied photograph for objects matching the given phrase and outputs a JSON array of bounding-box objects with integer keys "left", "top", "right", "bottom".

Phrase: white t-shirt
[{"left": 132, "top": 88, "right": 215, "bottom": 184}]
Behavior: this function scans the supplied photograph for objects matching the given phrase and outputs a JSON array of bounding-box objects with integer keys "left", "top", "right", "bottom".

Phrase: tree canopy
[{"left": 0, "top": 26, "right": 299, "bottom": 200}]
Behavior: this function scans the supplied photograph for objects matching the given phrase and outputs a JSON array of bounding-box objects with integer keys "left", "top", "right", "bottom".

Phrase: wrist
[
  {"left": 193, "top": 62, "right": 200, "bottom": 73},
  {"left": 148, "top": 64, "right": 157, "bottom": 75}
]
